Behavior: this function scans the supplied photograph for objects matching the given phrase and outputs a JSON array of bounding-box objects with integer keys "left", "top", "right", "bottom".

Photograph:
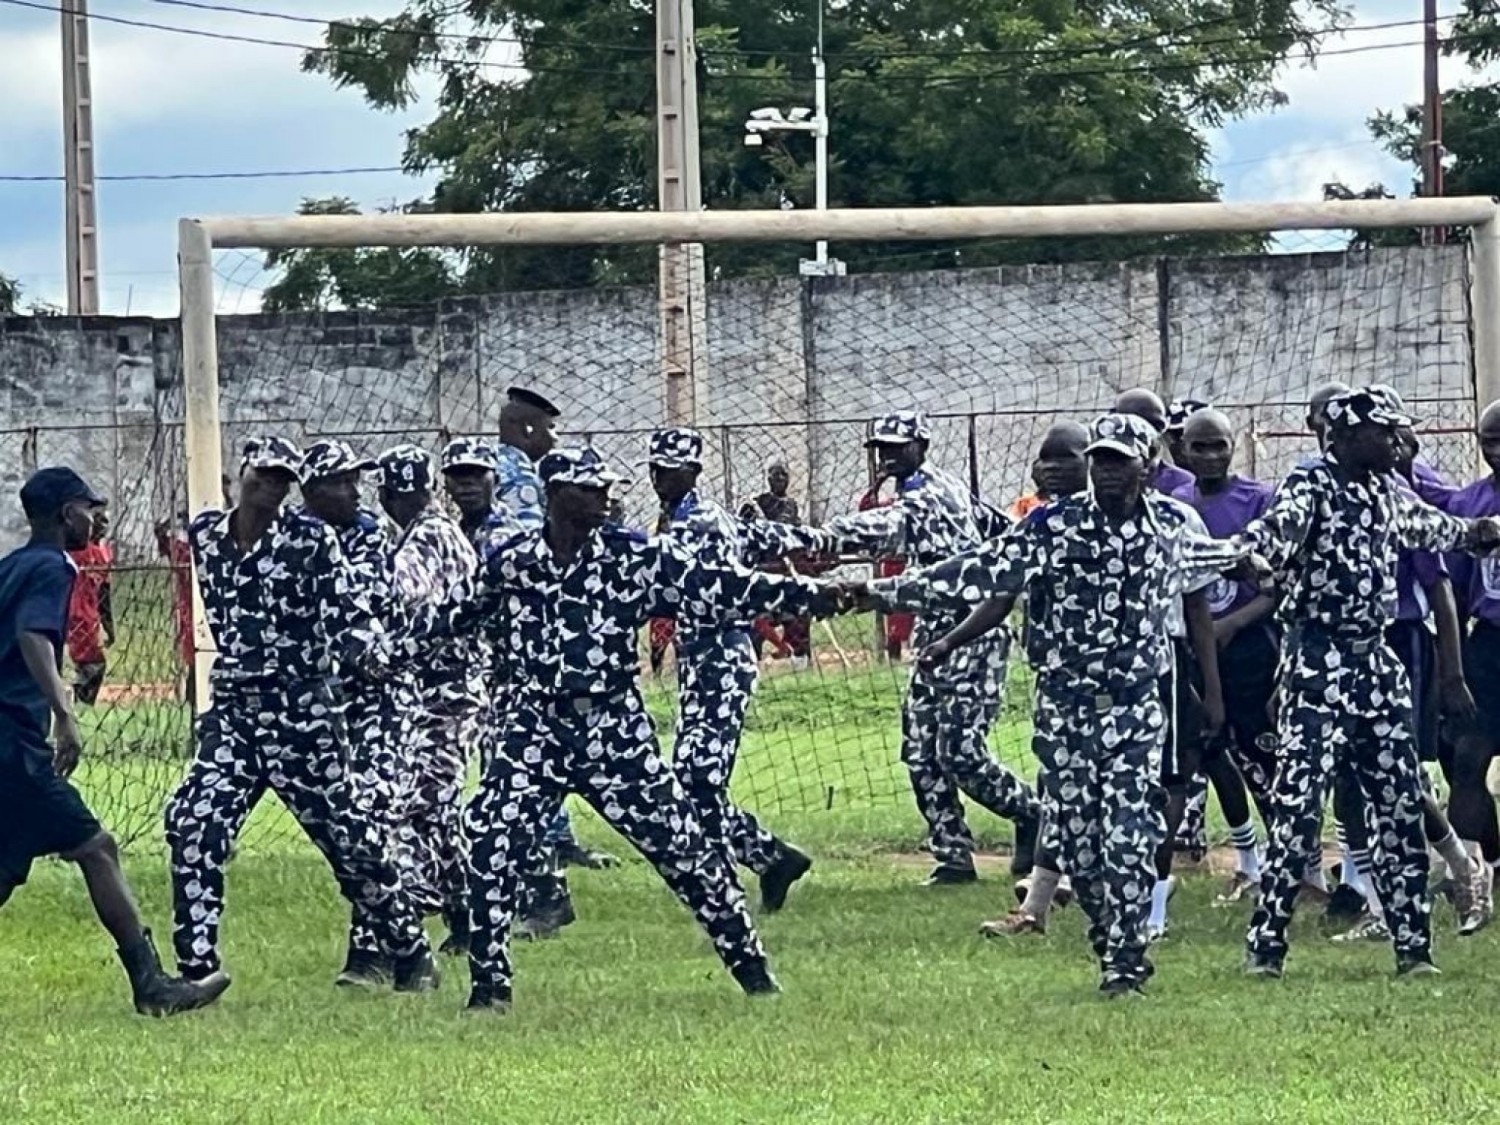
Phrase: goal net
[{"left": 76, "top": 199, "right": 1500, "bottom": 850}]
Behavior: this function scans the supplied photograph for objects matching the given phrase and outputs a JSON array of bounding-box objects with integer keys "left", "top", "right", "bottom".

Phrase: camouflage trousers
[
  {"left": 1034, "top": 677, "right": 1166, "bottom": 989},
  {"left": 464, "top": 688, "right": 766, "bottom": 999},
  {"left": 165, "top": 682, "right": 428, "bottom": 978},
  {"left": 904, "top": 664, "right": 1039, "bottom": 872},
  {"left": 345, "top": 683, "right": 415, "bottom": 957},
  {"left": 673, "top": 634, "right": 784, "bottom": 874},
  {"left": 1247, "top": 632, "right": 1430, "bottom": 968},
  {"left": 391, "top": 692, "right": 481, "bottom": 919}
]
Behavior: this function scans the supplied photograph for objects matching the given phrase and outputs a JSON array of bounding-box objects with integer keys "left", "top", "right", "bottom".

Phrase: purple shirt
[
  {"left": 1172, "top": 475, "right": 1274, "bottom": 618},
  {"left": 1154, "top": 461, "right": 1194, "bottom": 497},
  {"left": 1394, "top": 549, "right": 1448, "bottom": 622},
  {"left": 1425, "top": 475, "right": 1500, "bottom": 624}
]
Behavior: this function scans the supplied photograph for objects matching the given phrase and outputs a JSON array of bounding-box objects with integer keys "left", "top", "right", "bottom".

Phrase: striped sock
[
  {"left": 1228, "top": 820, "right": 1261, "bottom": 879},
  {"left": 1347, "top": 847, "right": 1372, "bottom": 898}
]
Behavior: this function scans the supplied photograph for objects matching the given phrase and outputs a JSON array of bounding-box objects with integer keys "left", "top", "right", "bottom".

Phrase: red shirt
[{"left": 67, "top": 540, "right": 112, "bottom": 663}]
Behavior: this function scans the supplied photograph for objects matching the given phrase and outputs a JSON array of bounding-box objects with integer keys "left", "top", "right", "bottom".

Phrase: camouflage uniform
[
  {"left": 872, "top": 414, "right": 1238, "bottom": 991},
  {"left": 819, "top": 411, "right": 1037, "bottom": 877},
  {"left": 165, "top": 437, "right": 430, "bottom": 981},
  {"left": 383, "top": 448, "right": 834, "bottom": 1007}
]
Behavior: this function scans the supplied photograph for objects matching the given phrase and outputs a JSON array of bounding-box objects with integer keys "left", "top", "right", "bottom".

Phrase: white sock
[
  {"left": 1342, "top": 847, "right": 1368, "bottom": 895},
  {"left": 1149, "top": 879, "right": 1172, "bottom": 928},
  {"left": 1021, "top": 867, "right": 1061, "bottom": 915},
  {"left": 1435, "top": 830, "right": 1474, "bottom": 881},
  {"left": 1228, "top": 820, "right": 1261, "bottom": 879}
]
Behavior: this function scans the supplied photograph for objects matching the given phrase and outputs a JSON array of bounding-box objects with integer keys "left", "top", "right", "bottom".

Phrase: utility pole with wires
[
  {"left": 656, "top": 0, "right": 708, "bottom": 426},
  {"left": 1420, "top": 0, "right": 1445, "bottom": 245},
  {"left": 61, "top": 0, "right": 101, "bottom": 314}
]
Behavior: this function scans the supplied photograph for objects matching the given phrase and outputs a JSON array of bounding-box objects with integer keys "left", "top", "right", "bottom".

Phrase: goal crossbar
[{"left": 192, "top": 196, "right": 1499, "bottom": 249}]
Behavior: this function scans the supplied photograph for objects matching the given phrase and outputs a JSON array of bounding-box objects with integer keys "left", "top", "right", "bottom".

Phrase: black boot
[
  {"left": 759, "top": 847, "right": 813, "bottom": 913},
  {"left": 1010, "top": 816, "right": 1038, "bottom": 878},
  {"left": 437, "top": 906, "right": 470, "bottom": 957},
  {"left": 731, "top": 961, "right": 782, "bottom": 997},
  {"left": 466, "top": 984, "right": 513, "bottom": 1013},
  {"left": 923, "top": 864, "right": 978, "bottom": 887},
  {"left": 392, "top": 947, "right": 441, "bottom": 993},
  {"left": 117, "top": 930, "right": 231, "bottom": 1017},
  {"left": 335, "top": 947, "right": 392, "bottom": 989}
]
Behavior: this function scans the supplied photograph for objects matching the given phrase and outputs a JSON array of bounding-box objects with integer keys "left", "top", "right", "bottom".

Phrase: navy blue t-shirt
[{"left": 0, "top": 542, "right": 74, "bottom": 736}]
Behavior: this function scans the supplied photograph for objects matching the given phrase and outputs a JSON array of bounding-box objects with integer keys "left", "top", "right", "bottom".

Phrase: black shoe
[
  {"left": 118, "top": 930, "right": 232, "bottom": 1017},
  {"left": 1325, "top": 884, "right": 1365, "bottom": 923},
  {"left": 1244, "top": 954, "right": 1284, "bottom": 980},
  {"left": 923, "top": 864, "right": 978, "bottom": 887},
  {"left": 732, "top": 962, "right": 782, "bottom": 997},
  {"left": 1099, "top": 979, "right": 1147, "bottom": 1000},
  {"left": 1395, "top": 955, "right": 1441, "bottom": 978},
  {"left": 556, "top": 839, "right": 619, "bottom": 870},
  {"left": 1010, "top": 816, "right": 1039, "bottom": 878},
  {"left": 465, "top": 985, "right": 513, "bottom": 1013},
  {"left": 516, "top": 895, "right": 578, "bottom": 941},
  {"left": 392, "top": 948, "right": 441, "bottom": 993},
  {"left": 335, "top": 948, "right": 392, "bottom": 989},
  {"left": 760, "top": 847, "right": 813, "bottom": 912}
]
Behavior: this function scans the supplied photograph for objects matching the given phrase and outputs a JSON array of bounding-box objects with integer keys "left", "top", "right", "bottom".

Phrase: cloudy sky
[{"left": 0, "top": 0, "right": 1485, "bottom": 316}]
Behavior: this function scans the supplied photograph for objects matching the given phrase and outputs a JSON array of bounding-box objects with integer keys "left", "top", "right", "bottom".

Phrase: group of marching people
[{"left": 8, "top": 373, "right": 1500, "bottom": 1014}]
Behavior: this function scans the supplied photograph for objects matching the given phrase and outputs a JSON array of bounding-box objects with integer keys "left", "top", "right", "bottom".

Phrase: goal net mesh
[{"left": 73, "top": 229, "right": 1482, "bottom": 850}]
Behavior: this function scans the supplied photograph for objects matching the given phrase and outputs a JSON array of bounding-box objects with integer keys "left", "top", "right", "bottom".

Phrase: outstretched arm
[{"left": 869, "top": 524, "right": 1031, "bottom": 614}]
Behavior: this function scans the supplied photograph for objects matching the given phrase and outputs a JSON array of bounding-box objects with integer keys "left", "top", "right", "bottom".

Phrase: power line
[
  {"left": 136, "top": 0, "right": 658, "bottom": 55},
  {"left": 0, "top": 0, "right": 1468, "bottom": 91},
  {"left": 0, "top": 165, "right": 407, "bottom": 182},
  {"left": 0, "top": 0, "right": 630, "bottom": 77}
]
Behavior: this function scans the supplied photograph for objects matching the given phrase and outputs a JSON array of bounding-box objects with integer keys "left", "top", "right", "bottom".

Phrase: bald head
[
  {"left": 1113, "top": 388, "right": 1168, "bottom": 434},
  {"left": 1181, "top": 408, "right": 1235, "bottom": 487},
  {"left": 1480, "top": 400, "right": 1500, "bottom": 477},
  {"left": 1033, "top": 420, "right": 1090, "bottom": 499}
]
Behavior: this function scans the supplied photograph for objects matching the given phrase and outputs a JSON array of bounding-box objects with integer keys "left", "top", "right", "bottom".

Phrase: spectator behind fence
[
  {"left": 746, "top": 460, "right": 812, "bottom": 667},
  {"left": 67, "top": 502, "right": 114, "bottom": 706},
  {"left": 155, "top": 511, "right": 195, "bottom": 701}
]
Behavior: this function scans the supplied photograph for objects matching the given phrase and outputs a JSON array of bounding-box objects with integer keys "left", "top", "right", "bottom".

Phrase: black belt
[{"left": 1288, "top": 625, "right": 1383, "bottom": 657}]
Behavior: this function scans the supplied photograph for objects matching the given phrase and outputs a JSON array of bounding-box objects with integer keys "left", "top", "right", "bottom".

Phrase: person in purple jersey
[
  {"left": 1411, "top": 399, "right": 1500, "bottom": 903},
  {"left": 1172, "top": 408, "right": 1278, "bottom": 904},
  {"left": 1114, "top": 388, "right": 1195, "bottom": 496}
]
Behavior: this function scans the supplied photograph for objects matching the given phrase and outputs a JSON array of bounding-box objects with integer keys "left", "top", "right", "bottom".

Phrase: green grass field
[
  {"left": 20, "top": 574, "right": 1499, "bottom": 1120},
  {"left": 6, "top": 839, "right": 1500, "bottom": 1124}
]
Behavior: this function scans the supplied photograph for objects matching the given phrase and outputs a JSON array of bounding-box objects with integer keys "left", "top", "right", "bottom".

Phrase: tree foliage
[
  {"left": 0, "top": 272, "right": 19, "bottom": 316},
  {"left": 275, "top": 0, "right": 1348, "bottom": 308},
  {"left": 1334, "top": 3, "right": 1500, "bottom": 246}
]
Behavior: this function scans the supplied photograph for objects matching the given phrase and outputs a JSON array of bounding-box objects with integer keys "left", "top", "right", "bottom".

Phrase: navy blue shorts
[{"left": 0, "top": 719, "right": 103, "bottom": 898}]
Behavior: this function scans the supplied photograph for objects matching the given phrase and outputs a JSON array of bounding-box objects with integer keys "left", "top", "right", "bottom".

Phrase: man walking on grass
[{"left": 1, "top": 467, "right": 228, "bottom": 1016}]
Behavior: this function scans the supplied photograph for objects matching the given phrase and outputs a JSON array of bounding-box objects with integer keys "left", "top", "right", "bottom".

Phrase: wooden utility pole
[
  {"left": 1421, "top": 0, "right": 1445, "bottom": 246},
  {"left": 62, "top": 0, "right": 100, "bottom": 314},
  {"left": 656, "top": 0, "right": 706, "bottom": 425}
]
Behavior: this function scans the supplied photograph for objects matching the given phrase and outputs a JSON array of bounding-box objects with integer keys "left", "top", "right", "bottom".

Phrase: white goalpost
[{"left": 176, "top": 196, "right": 1500, "bottom": 709}]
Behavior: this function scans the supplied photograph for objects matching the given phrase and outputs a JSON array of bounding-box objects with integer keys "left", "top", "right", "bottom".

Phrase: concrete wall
[{"left": 0, "top": 244, "right": 1475, "bottom": 556}]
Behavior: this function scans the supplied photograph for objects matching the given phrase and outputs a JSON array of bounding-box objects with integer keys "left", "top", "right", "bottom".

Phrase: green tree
[
  {"left": 1336, "top": 4, "right": 1500, "bottom": 246},
  {"left": 278, "top": 0, "right": 1347, "bottom": 307}
]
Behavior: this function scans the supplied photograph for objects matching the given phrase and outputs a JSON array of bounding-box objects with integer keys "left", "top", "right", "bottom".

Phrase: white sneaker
[
  {"left": 1331, "top": 913, "right": 1390, "bottom": 943},
  {"left": 791, "top": 656, "right": 809, "bottom": 670},
  {"left": 1146, "top": 921, "right": 1169, "bottom": 944}
]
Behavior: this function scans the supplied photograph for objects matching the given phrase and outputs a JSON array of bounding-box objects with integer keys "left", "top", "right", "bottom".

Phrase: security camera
[
  {"left": 743, "top": 133, "right": 764, "bottom": 147},
  {"left": 786, "top": 107, "right": 813, "bottom": 122},
  {"left": 749, "top": 107, "right": 782, "bottom": 122}
]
